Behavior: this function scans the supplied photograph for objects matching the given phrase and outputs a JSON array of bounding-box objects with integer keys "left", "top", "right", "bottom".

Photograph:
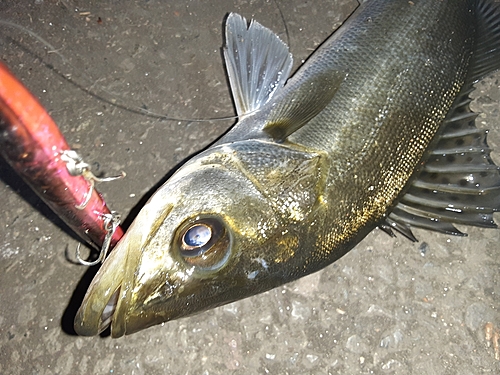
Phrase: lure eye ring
[{"left": 177, "top": 216, "right": 231, "bottom": 271}]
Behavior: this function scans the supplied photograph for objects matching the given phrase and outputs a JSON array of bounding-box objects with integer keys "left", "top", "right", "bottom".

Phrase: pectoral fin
[
  {"left": 263, "top": 70, "right": 345, "bottom": 142},
  {"left": 224, "top": 12, "right": 345, "bottom": 142},
  {"left": 224, "top": 13, "right": 293, "bottom": 117}
]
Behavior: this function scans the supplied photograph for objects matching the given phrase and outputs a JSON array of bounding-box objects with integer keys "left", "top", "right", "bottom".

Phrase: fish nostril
[{"left": 98, "top": 287, "right": 121, "bottom": 334}]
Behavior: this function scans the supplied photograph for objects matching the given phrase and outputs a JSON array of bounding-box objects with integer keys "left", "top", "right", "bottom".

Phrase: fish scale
[{"left": 290, "top": 3, "right": 470, "bottom": 153}]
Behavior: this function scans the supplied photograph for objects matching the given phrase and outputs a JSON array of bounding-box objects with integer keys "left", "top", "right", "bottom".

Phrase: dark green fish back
[
  {"left": 384, "top": 0, "right": 500, "bottom": 238},
  {"left": 276, "top": 0, "right": 500, "bottom": 249}
]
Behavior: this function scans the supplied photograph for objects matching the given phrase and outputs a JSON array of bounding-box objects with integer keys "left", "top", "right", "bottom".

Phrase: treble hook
[
  {"left": 60, "top": 150, "right": 126, "bottom": 209},
  {"left": 76, "top": 212, "right": 121, "bottom": 266}
]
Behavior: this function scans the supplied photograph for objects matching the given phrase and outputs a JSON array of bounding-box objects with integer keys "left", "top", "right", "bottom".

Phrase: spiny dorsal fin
[
  {"left": 381, "top": 0, "right": 500, "bottom": 240},
  {"left": 224, "top": 13, "right": 292, "bottom": 118},
  {"left": 263, "top": 70, "right": 346, "bottom": 142},
  {"left": 383, "top": 90, "right": 500, "bottom": 239},
  {"left": 468, "top": 0, "right": 500, "bottom": 83}
]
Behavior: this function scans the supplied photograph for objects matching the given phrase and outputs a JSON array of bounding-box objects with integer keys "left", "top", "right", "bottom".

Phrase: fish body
[{"left": 75, "top": 0, "right": 500, "bottom": 337}]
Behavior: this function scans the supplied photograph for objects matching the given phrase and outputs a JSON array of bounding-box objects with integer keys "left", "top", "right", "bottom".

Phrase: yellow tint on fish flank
[{"left": 274, "top": 233, "right": 298, "bottom": 264}]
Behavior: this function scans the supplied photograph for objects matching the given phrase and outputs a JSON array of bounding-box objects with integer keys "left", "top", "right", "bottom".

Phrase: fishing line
[
  {"left": 272, "top": 0, "right": 291, "bottom": 51},
  {"left": 0, "top": 19, "right": 67, "bottom": 63},
  {"left": 0, "top": 1, "right": 292, "bottom": 124},
  {"left": 0, "top": 18, "right": 239, "bottom": 123}
]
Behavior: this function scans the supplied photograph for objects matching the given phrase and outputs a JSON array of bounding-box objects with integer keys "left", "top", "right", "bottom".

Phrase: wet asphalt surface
[{"left": 0, "top": 1, "right": 499, "bottom": 374}]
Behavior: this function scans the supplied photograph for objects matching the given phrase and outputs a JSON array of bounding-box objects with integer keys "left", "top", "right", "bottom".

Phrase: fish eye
[
  {"left": 182, "top": 223, "right": 213, "bottom": 255},
  {"left": 177, "top": 216, "right": 231, "bottom": 271}
]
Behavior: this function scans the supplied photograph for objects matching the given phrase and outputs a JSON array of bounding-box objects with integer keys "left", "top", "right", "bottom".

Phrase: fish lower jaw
[{"left": 98, "top": 287, "right": 120, "bottom": 334}]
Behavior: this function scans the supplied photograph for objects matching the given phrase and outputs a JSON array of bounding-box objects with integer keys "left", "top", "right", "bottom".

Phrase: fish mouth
[
  {"left": 97, "top": 286, "right": 121, "bottom": 334},
  {"left": 75, "top": 202, "right": 177, "bottom": 337},
  {"left": 74, "top": 234, "right": 130, "bottom": 337},
  {"left": 74, "top": 272, "right": 125, "bottom": 337}
]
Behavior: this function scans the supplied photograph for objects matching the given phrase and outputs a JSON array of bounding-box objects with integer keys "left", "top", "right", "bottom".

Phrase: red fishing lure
[{"left": 0, "top": 61, "right": 123, "bottom": 257}]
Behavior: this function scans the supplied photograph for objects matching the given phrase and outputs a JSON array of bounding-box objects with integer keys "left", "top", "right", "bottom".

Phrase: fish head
[{"left": 75, "top": 140, "right": 326, "bottom": 337}]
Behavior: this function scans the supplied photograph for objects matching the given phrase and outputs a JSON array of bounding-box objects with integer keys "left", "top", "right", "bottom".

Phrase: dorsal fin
[
  {"left": 468, "top": 0, "right": 500, "bottom": 83},
  {"left": 224, "top": 13, "right": 293, "bottom": 118},
  {"left": 382, "top": 0, "right": 500, "bottom": 240},
  {"left": 383, "top": 90, "right": 500, "bottom": 239}
]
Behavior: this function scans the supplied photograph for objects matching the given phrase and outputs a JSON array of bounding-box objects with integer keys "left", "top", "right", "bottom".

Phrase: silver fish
[{"left": 75, "top": 0, "right": 500, "bottom": 337}]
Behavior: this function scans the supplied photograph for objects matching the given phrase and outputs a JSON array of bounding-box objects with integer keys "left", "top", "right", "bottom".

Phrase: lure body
[{"left": 0, "top": 62, "right": 123, "bottom": 250}]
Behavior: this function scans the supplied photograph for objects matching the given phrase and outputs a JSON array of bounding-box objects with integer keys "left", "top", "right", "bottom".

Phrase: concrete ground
[{"left": 0, "top": 0, "right": 499, "bottom": 374}]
